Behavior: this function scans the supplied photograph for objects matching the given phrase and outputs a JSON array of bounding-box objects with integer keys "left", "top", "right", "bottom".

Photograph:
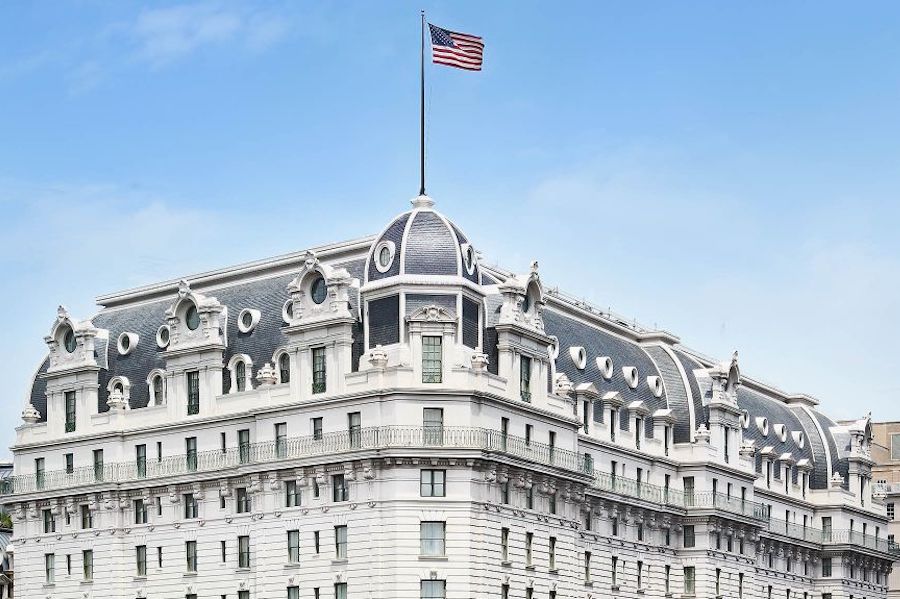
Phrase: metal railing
[
  {"left": 766, "top": 519, "right": 824, "bottom": 543},
  {"left": 687, "top": 491, "right": 769, "bottom": 521},
  {"left": 593, "top": 471, "right": 685, "bottom": 508},
  {"left": 824, "top": 529, "right": 900, "bottom": 554},
  {"left": 1, "top": 426, "right": 588, "bottom": 496}
]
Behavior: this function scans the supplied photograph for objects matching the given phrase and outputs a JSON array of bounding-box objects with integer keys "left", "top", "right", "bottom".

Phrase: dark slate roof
[
  {"left": 810, "top": 408, "right": 850, "bottom": 487},
  {"left": 736, "top": 386, "right": 815, "bottom": 478},
  {"left": 673, "top": 350, "right": 707, "bottom": 436},
  {"left": 543, "top": 309, "right": 668, "bottom": 438},
  {"left": 791, "top": 405, "right": 832, "bottom": 490},
  {"left": 644, "top": 346, "right": 693, "bottom": 443},
  {"left": 367, "top": 213, "right": 409, "bottom": 282}
]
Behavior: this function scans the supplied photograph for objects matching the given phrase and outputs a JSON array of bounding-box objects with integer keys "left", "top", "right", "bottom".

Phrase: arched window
[
  {"left": 279, "top": 353, "right": 291, "bottom": 384},
  {"left": 185, "top": 304, "right": 200, "bottom": 330},
  {"left": 236, "top": 361, "right": 246, "bottom": 392},
  {"left": 152, "top": 375, "right": 164, "bottom": 405}
]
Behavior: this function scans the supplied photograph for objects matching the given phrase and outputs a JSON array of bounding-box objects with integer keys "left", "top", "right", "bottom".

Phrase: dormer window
[
  {"left": 279, "top": 353, "right": 291, "bottom": 384},
  {"left": 63, "top": 328, "right": 76, "bottom": 353},
  {"left": 312, "top": 347, "right": 327, "bottom": 394},
  {"left": 64, "top": 391, "right": 76, "bottom": 433},
  {"left": 310, "top": 276, "right": 327, "bottom": 304},
  {"left": 520, "top": 356, "right": 532, "bottom": 402},
  {"left": 236, "top": 361, "right": 247, "bottom": 392},
  {"left": 185, "top": 304, "right": 200, "bottom": 330},
  {"left": 227, "top": 355, "right": 253, "bottom": 393},
  {"left": 152, "top": 375, "right": 164, "bottom": 405},
  {"left": 521, "top": 293, "right": 531, "bottom": 314}
]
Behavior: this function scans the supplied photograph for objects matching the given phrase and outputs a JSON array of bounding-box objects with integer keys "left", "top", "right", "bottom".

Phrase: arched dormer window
[
  {"left": 227, "top": 354, "right": 254, "bottom": 394},
  {"left": 147, "top": 369, "right": 167, "bottom": 406},
  {"left": 106, "top": 376, "right": 131, "bottom": 409},
  {"left": 278, "top": 352, "right": 291, "bottom": 384}
]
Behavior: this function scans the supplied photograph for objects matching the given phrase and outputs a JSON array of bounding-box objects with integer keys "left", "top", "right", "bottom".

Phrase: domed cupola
[
  {"left": 360, "top": 196, "right": 486, "bottom": 371},
  {"left": 365, "top": 195, "right": 480, "bottom": 286}
]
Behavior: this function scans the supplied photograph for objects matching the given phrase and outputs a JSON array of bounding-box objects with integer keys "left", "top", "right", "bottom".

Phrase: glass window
[
  {"left": 136, "top": 545, "right": 147, "bottom": 576},
  {"left": 153, "top": 375, "right": 164, "bottom": 405},
  {"left": 33, "top": 457, "right": 44, "bottom": 490},
  {"left": 275, "top": 422, "right": 287, "bottom": 458},
  {"left": 420, "top": 469, "right": 446, "bottom": 497},
  {"left": 421, "top": 580, "right": 446, "bottom": 599},
  {"left": 83, "top": 549, "right": 93, "bottom": 580},
  {"left": 65, "top": 453, "right": 74, "bottom": 475},
  {"left": 312, "top": 417, "right": 323, "bottom": 440},
  {"left": 185, "top": 305, "right": 200, "bottom": 330},
  {"left": 333, "top": 474, "right": 348, "bottom": 502},
  {"left": 348, "top": 412, "right": 361, "bottom": 448},
  {"left": 312, "top": 347, "right": 327, "bottom": 393},
  {"left": 238, "top": 535, "right": 250, "bottom": 568},
  {"left": 186, "top": 371, "right": 200, "bottom": 415},
  {"left": 236, "top": 487, "right": 251, "bottom": 513},
  {"left": 420, "top": 521, "right": 446, "bottom": 556},
  {"left": 379, "top": 246, "right": 391, "bottom": 267},
  {"left": 42, "top": 509, "right": 55, "bottom": 533},
  {"left": 684, "top": 566, "right": 695, "bottom": 594},
  {"left": 136, "top": 444, "right": 147, "bottom": 478},
  {"left": 423, "top": 408, "right": 443, "bottom": 445},
  {"left": 279, "top": 353, "right": 291, "bottom": 384},
  {"left": 334, "top": 583, "right": 347, "bottom": 599},
  {"left": 134, "top": 499, "right": 147, "bottom": 524},
  {"left": 236, "top": 361, "right": 247, "bottom": 392},
  {"left": 285, "top": 480, "right": 301, "bottom": 507},
  {"left": 501, "top": 527, "right": 509, "bottom": 561},
  {"left": 288, "top": 530, "right": 300, "bottom": 562},
  {"left": 520, "top": 356, "right": 531, "bottom": 402},
  {"left": 422, "top": 336, "right": 443, "bottom": 383},
  {"left": 93, "top": 449, "right": 103, "bottom": 481},
  {"left": 239, "top": 429, "right": 251, "bottom": 464},
  {"left": 65, "top": 390, "right": 76, "bottom": 432},
  {"left": 335, "top": 525, "right": 347, "bottom": 559},
  {"left": 185, "top": 437, "right": 197, "bottom": 472},
  {"left": 288, "top": 587, "right": 300, "bottom": 599},
  {"left": 45, "top": 553, "right": 55, "bottom": 583},
  {"left": 684, "top": 525, "right": 695, "bottom": 547},
  {"left": 183, "top": 493, "right": 198, "bottom": 519},
  {"left": 311, "top": 276, "right": 327, "bottom": 304},
  {"left": 64, "top": 328, "right": 77, "bottom": 353},
  {"left": 822, "top": 557, "right": 832, "bottom": 577},
  {"left": 81, "top": 504, "right": 93, "bottom": 529},
  {"left": 186, "top": 540, "right": 197, "bottom": 572}
]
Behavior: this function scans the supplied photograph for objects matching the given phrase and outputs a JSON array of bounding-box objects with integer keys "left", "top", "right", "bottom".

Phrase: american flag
[{"left": 429, "top": 23, "right": 483, "bottom": 71}]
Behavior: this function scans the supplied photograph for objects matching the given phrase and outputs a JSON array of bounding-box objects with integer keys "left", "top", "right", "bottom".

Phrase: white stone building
[{"left": 4, "top": 196, "right": 895, "bottom": 599}]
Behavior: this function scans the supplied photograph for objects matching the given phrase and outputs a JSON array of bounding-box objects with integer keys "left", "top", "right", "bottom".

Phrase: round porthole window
[
  {"left": 63, "top": 329, "right": 77, "bottom": 353},
  {"left": 463, "top": 245, "right": 476, "bottom": 274},
  {"left": 185, "top": 305, "right": 200, "bottom": 330},
  {"left": 156, "top": 325, "right": 170, "bottom": 349},
  {"left": 237, "top": 308, "right": 261, "bottom": 333},
  {"left": 282, "top": 300, "right": 294, "bottom": 324},
  {"left": 310, "top": 277, "right": 327, "bottom": 304},
  {"left": 373, "top": 240, "right": 396, "bottom": 273},
  {"left": 121, "top": 335, "right": 130, "bottom": 351},
  {"left": 241, "top": 311, "right": 253, "bottom": 329},
  {"left": 378, "top": 246, "right": 391, "bottom": 268}
]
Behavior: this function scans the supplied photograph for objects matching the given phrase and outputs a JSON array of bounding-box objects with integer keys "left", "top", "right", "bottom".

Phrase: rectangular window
[
  {"left": 684, "top": 566, "right": 696, "bottom": 595},
  {"left": 183, "top": 493, "right": 198, "bottom": 519},
  {"left": 92, "top": 449, "right": 103, "bottom": 481},
  {"left": 610, "top": 407, "right": 617, "bottom": 441},
  {"left": 501, "top": 527, "right": 509, "bottom": 561},
  {"left": 38, "top": 510, "right": 54, "bottom": 537},
  {"left": 584, "top": 551, "right": 591, "bottom": 582},
  {"left": 136, "top": 444, "right": 147, "bottom": 478},
  {"left": 501, "top": 585, "right": 509, "bottom": 599},
  {"left": 716, "top": 568, "right": 721, "bottom": 595},
  {"left": 635, "top": 417, "right": 642, "bottom": 449},
  {"left": 239, "top": 592, "right": 249, "bottom": 599},
  {"left": 420, "top": 580, "right": 446, "bottom": 599},
  {"left": 239, "top": 429, "right": 251, "bottom": 464},
  {"left": 136, "top": 545, "right": 147, "bottom": 576},
  {"left": 684, "top": 525, "right": 695, "bottom": 548},
  {"left": 822, "top": 557, "right": 832, "bottom": 577},
  {"left": 583, "top": 400, "right": 591, "bottom": 433},
  {"left": 500, "top": 480, "right": 509, "bottom": 504},
  {"left": 525, "top": 531, "right": 533, "bottom": 565},
  {"left": 275, "top": 422, "right": 287, "bottom": 458},
  {"left": 83, "top": 549, "right": 93, "bottom": 580},
  {"left": 333, "top": 473, "right": 348, "bottom": 502},
  {"left": 348, "top": 411, "right": 361, "bottom": 448},
  {"left": 526, "top": 486, "right": 534, "bottom": 509},
  {"left": 45, "top": 553, "right": 54, "bottom": 583},
  {"left": 334, "top": 583, "right": 347, "bottom": 599},
  {"left": 665, "top": 564, "right": 671, "bottom": 593},
  {"left": 236, "top": 487, "right": 251, "bottom": 513},
  {"left": 421, "top": 521, "right": 446, "bottom": 556},
  {"left": 638, "top": 560, "right": 644, "bottom": 589},
  {"left": 221, "top": 540, "right": 226, "bottom": 562},
  {"left": 422, "top": 336, "right": 443, "bottom": 383},
  {"left": 739, "top": 572, "right": 744, "bottom": 598},
  {"left": 134, "top": 499, "right": 147, "bottom": 524},
  {"left": 185, "top": 437, "right": 197, "bottom": 472},
  {"left": 66, "top": 553, "right": 71, "bottom": 575},
  {"left": 549, "top": 536, "right": 556, "bottom": 569},
  {"left": 65, "top": 390, "right": 76, "bottom": 432},
  {"left": 889, "top": 503, "right": 895, "bottom": 520},
  {"left": 421, "top": 469, "right": 446, "bottom": 497},
  {"left": 285, "top": 480, "right": 301, "bottom": 507},
  {"left": 312, "top": 417, "right": 324, "bottom": 440},
  {"left": 288, "top": 587, "right": 300, "bottom": 599},
  {"left": 312, "top": 347, "right": 327, "bottom": 393},
  {"left": 335, "top": 525, "right": 347, "bottom": 559},
  {"left": 157, "top": 546, "right": 163, "bottom": 568},
  {"left": 520, "top": 356, "right": 532, "bottom": 402},
  {"left": 157, "top": 441, "right": 162, "bottom": 462},
  {"left": 80, "top": 504, "right": 93, "bottom": 529},
  {"left": 186, "top": 371, "right": 200, "bottom": 415},
  {"left": 314, "top": 530, "right": 320, "bottom": 554},
  {"left": 288, "top": 530, "right": 300, "bottom": 562},
  {"left": 186, "top": 540, "right": 197, "bottom": 572},
  {"left": 238, "top": 535, "right": 250, "bottom": 568},
  {"left": 65, "top": 452, "right": 74, "bottom": 475},
  {"left": 500, "top": 417, "right": 509, "bottom": 451},
  {"left": 525, "top": 424, "right": 533, "bottom": 447},
  {"left": 423, "top": 408, "right": 444, "bottom": 445}
]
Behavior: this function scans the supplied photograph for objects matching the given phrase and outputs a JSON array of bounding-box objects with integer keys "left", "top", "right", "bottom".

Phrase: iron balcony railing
[
  {"left": 823, "top": 529, "right": 900, "bottom": 554},
  {"left": 686, "top": 491, "right": 769, "bottom": 521},
  {"left": 1, "top": 426, "right": 588, "bottom": 496}
]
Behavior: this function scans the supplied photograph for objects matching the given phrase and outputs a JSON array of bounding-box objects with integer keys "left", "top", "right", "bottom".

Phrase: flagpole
[{"left": 419, "top": 10, "right": 426, "bottom": 197}]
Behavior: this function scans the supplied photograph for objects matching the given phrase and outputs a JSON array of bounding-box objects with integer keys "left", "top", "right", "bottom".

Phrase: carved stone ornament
[
  {"left": 406, "top": 304, "right": 456, "bottom": 323},
  {"left": 107, "top": 387, "right": 128, "bottom": 411},
  {"left": 470, "top": 349, "right": 490, "bottom": 374},
  {"left": 694, "top": 423, "right": 711, "bottom": 444},
  {"left": 255, "top": 362, "right": 278, "bottom": 386},
  {"left": 368, "top": 345, "right": 388, "bottom": 370},
  {"left": 21, "top": 402, "right": 41, "bottom": 424},
  {"left": 554, "top": 372, "right": 574, "bottom": 397}
]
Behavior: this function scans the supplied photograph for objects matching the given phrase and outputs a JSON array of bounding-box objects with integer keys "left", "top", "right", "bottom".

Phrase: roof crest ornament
[{"left": 410, "top": 195, "right": 435, "bottom": 209}]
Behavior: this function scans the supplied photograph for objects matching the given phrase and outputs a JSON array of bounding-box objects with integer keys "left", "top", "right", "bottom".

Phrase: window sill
[
  {"left": 418, "top": 555, "right": 448, "bottom": 561},
  {"left": 637, "top": 589, "right": 645, "bottom": 595},
  {"left": 609, "top": 584, "right": 618, "bottom": 591},
  {"left": 183, "top": 572, "right": 197, "bottom": 578},
  {"left": 284, "top": 563, "right": 302, "bottom": 570},
  {"left": 501, "top": 560, "right": 512, "bottom": 567},
  {"left": 133, "top": 576, "right": 147, "bottom": 581},
  {"left": 584, "top": 581, "right": 593, "bottom": 588},
  {"left": 525, "top": 565, "right": 535, "bottom": 571},
  {"left": 332, "top": 559, "right": 348, "bottom": 566},
  {"left": 549, "top": 568, "right": 559, "bottom": 575},
  {"left": 42, "top": 583, "right": 55, "bottom": 589},
  {"left": 235, "top": 567, "right": 251, "bottom": 573},
  {"left": 80, "top": 579, "right": 93, "bottom": 585}
]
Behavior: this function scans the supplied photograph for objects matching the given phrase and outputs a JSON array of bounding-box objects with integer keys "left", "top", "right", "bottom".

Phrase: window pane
[{"left": 422, "top": 336, "right": 442, "bottom": 383}]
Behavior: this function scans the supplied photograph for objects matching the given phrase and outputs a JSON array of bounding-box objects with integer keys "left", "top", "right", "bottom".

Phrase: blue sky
[{"left": 2, "top": 1, "right": 899, "bottom": 454}]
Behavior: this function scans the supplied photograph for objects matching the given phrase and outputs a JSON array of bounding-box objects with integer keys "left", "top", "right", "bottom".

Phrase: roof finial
[{"left": 411, "top": 194, "right": 435, "bottom": 209}]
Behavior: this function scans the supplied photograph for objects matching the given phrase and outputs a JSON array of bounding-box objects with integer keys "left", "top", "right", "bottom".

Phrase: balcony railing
[
  {"left": 766, "top": 519, "right": 824, "bottom": 543},
  {"left": 824, "top": 529, "right": 900, "bottom": 554},
  {"left": 0, "top": 426, "right": 588, "bottom": 497},
  {"left": 687, "top": 491, "right": 769, "bottom": 521}
]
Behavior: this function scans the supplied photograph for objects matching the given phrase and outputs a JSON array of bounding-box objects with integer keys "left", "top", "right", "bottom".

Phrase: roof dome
[{"left": 365, "top": 196, "right": 480, "bottom": 285}]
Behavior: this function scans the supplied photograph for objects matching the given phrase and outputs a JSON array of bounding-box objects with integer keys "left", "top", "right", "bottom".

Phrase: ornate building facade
[{"left": 3, "top": 196, "right": 895, "bottom": 599}]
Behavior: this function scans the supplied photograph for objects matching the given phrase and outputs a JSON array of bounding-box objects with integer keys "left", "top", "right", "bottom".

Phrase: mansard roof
[{"left": 25, "top": 200, "right": 860, "bottom": 490}]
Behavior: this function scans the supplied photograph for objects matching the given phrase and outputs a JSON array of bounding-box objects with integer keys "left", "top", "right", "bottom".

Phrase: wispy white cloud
[{"left": 131, "top": 2, "right": 290, "bottom": 67}]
